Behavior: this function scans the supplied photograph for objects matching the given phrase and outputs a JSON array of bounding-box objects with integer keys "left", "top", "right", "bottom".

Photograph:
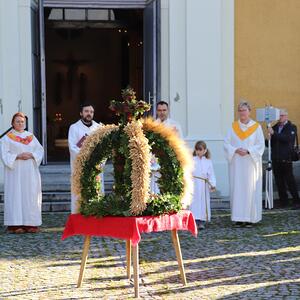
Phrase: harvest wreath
[{"left": 72, "top": 87, "right": 193, "bottom": 217}]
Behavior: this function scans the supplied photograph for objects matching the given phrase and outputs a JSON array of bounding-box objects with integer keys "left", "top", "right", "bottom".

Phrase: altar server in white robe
[
  {"left": 224, "top": 101, "right": 265, "bottom": 225},
  {"left": 190, "top": 141, "right": 216, "bottom": 227},
  {"left": 1, "top": 112, "right": 44, "bottom": 234},
  {"left": 68, "top": 104, "right": 103, "bottom": 213}
]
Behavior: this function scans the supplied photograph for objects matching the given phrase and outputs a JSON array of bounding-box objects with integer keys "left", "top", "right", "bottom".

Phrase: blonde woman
[{"left": 224, "top": 101, "right": 265, "bottom": 227}]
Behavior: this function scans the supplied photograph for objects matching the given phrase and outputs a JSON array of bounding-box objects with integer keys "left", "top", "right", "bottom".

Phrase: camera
[{"left": 256, "top": 106, "right": 280, "bottom": 123}]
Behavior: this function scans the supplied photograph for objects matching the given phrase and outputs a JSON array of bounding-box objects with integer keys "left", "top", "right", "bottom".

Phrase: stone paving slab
[{"left": 0, "top": 209, "right": 300, "bottom": 299}]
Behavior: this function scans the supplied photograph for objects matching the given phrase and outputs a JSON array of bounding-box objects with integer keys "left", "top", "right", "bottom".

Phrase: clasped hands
[
  {"left": 17, "top": 152, "right": 34, "bottom": 160},
  {"left": 235, "top": 148, "right": 249, "bottom": 156},
  {"left": 266, "top": 127, "right": 274, "bottom": 140}
]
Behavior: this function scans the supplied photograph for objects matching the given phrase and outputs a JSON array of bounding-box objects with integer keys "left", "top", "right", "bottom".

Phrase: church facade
[{"left": 1, "top": 0, "right": 299, "bottom": 198}]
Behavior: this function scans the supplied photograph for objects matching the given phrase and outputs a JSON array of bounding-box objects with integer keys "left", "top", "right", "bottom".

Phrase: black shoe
[{"left": 234, "top": 222, "right": 244, "bottom": 227}]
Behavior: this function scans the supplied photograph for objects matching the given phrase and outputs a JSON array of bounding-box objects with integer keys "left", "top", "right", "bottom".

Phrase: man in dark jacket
[{"left": 267, "top": 109, "right": 300, "bottom": 209}]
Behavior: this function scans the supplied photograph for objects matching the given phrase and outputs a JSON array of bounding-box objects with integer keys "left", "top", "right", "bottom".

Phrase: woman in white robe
[
  {"left": 190, "top": 141, "right": 216, "bottom": 225},
  {"left": 224, "top": 101, "right": 265, "bottom": 225},
  {"left": 1, "top": 113, "right": 44, "bottom": 233}
]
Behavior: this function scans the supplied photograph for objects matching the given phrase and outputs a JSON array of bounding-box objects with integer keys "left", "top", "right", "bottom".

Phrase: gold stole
[{"left": 232, "top": 121, "right": 259, "bottom": 140}]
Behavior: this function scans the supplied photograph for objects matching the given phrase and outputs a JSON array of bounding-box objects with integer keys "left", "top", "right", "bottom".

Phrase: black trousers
[{"left": 272, "top": 161, "right": 299, "bottom": 204}]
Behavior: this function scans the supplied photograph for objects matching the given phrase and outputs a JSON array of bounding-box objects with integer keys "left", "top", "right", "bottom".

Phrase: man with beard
[{"left": 68, "top": 104, "right": 103, "bottom": 213}]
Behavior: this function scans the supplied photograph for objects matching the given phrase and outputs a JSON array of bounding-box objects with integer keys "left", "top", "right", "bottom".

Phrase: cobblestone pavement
[{"left": 0, "top": 209, "right": 300, "bottom": 299}]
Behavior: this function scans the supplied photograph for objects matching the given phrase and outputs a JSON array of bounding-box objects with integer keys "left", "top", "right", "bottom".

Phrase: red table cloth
[{"left": 62, "top": 210, "right": 197, "bottom": 246}]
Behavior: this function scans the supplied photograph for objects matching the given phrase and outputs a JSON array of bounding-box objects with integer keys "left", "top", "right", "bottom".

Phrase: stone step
[
  {"left": 40, "top": 180, "right": 114, "bottom": 192},
  {"left": 0, "top": 197, "right": 229, "bottom": 213},
  {"left": 0, "top": 162, "right": 231, "bottom": 212}
]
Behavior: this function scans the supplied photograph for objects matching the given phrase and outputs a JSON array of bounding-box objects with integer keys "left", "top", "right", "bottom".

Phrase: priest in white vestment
[
  {"left": 68, "top": 104, "right": 103, "bottom": 213},
  {"left": 1, "top": 112, "right": 44, "bottom": 233},
  {"left": 150, "top": 101, "right": 183, "bottom": 194},
  {"left": 224, "top": 101, "right": 265, "bottom": 224},
  {"left": 156, "top": 100, "right": 183, "bottom": 138}
]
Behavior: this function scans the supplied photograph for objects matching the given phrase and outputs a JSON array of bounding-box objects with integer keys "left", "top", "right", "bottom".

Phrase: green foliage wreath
[
  {"left": 78, "top": 126, "right": 184, "bottom": 217},
  {"left": 72, "top": 87, "right": 193, "bottom": 217}
]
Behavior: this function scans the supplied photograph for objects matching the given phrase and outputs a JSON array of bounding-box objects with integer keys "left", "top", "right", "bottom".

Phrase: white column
[
  {"left": 220, "top": 0, "right": 235, "bottom": 135},
  {"left": 0, "top": 0, "right": 22, "bottom": 186},
  {"left": 0, "top": 0, "right": 22, "bottom": 129},
  {"left": 168, "top": 0, "right": 187, "bottom": 136},
  {"left": 19, "top": 0, "right": 36, "bottom": 131},
  {"left": 0, "top": 0, "right": 34, "bottom": 131},
  {"left": 0, "top": 2, "right": 4, "bottom": 132},
  {"left": 0, "top": 0, "right": 5, "bottom": 186},
  {"left": 160, "top": 0, "right": 170, "bottom": 103},
  {"left": 0, "top": 0, "right": 35, "bottom": 186},
  {"left": 168, "top": 0, "right": 234, "bottom": 197}
]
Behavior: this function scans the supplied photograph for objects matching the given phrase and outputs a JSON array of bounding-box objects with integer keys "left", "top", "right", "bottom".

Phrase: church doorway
[{"left": 36, "top": 1, "right": 160, "bottom": 163}]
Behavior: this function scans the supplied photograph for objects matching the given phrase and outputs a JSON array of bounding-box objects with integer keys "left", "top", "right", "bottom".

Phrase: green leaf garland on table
[{"left": 72, "top": 86, "right": 193, "bottom": 217}]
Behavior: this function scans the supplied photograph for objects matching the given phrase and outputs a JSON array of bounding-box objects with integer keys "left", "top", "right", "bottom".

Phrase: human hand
[
  {"left": 235, "top": 148, "right": 248, "bottom": 156},
  {"left": 17, "top": 152, "right": 33, "bottom": 160},
  {"left": 17, "top": 153, "right": 27, "bottom": 160},
  {"left": 172, "top": 127, "right": 179, "bottom": 136},
  {"left": 23, "top": 152, "right": 34, "bottom": 159},
  {"left": 267, "top": 127, "right": 273, "bottom": 140},
  {"left": 267, "top": 127, "right": 274, "bottom": 135}
]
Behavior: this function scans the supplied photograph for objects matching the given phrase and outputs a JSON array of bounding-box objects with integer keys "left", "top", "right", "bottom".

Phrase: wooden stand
[
  {"left": 171, "top": 229, "right": 187, "bottom": 285},
  {"left": 126, "top": 240, "right": 131, "bottom": 280},
  {"left": 77, "top": 235, "right": 91, "bottom": 288},
  {"left": 76, "top": 230, "right": 186, "bottom": 298}
]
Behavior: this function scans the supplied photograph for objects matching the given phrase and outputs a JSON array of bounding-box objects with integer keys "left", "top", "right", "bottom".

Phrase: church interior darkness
[{"left": 44, "top": 8, "right": 143, "bottom": 161}]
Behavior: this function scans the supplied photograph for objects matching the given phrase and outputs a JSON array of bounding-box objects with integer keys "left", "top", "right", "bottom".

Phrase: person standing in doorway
[
  {"left": 156, "top": 101, "right": 183, "bottom": 138},
  {"left": 267, "top": 109, "right": 300, "bottom": 209},
  {"left": 224, "top": 101, "right": 265, "bottom": 227},
  {"left": 68, "top": 104, "right": 103, "bottom": 213}
]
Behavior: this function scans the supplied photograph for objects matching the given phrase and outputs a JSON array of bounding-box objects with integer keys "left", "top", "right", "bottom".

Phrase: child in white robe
[{"left": 190, "top": 141, "right": 216, "bottom": 229}]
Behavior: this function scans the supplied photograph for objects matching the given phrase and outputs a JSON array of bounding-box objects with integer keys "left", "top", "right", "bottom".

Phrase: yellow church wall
[{"left": 235, "top": 0, "right": 300, "bottom": 131}]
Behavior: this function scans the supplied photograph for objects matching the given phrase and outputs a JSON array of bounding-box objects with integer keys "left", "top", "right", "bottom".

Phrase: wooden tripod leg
[
  {"left": 132, "top": 244, "right": 139, "bottom": 298},
  {"left": 171, "top": 230, "right": 187, "bottom": 285},
  {"left": 77, "top": 235, "right": 91, "bottom": 288},
  {"left": 126, "top": 240, "right": 132, "bottom": 279}
]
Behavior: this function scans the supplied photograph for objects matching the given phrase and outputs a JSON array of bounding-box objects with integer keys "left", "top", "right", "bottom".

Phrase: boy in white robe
[
  {"left": 68, "top": 104, "right": 103, "bottom": 213},
  {"left": 224, "top": 101, "right": 265, "bottom": 226},
  {"left": 190, "top": 141, "right": 216, "bottom": 229}
]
